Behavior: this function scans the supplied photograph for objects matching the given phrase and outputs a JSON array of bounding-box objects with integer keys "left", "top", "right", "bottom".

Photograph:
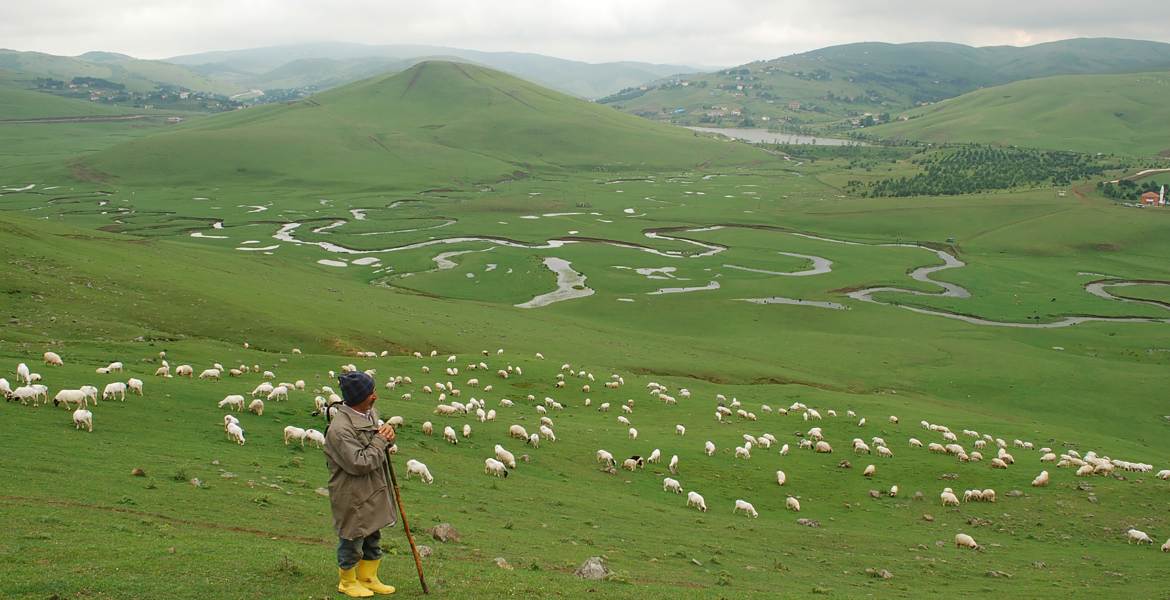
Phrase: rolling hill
[
  {"left": 0, "top": 48, "right": 246, "bottom": 96},
  {"left": 164, "top": 41, "right": 706, "bottom": 99},
  {"left": 867, "top": 71, "right": 1170, "bottom": 157},
  {"left": 605, "top": 38, "right": 1170, "bottom": 130},
  {"left": 0, "top": 84, "right": 127, "bottom": 120},
  {"left": 84, "top": 61, "right": 737, "bottom": 191}
]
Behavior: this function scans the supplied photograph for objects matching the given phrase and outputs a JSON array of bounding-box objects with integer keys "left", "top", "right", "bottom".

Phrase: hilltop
[
  {"left": 866, "top": 71, "right": 1170, "bottom": 157},
  {"left": 603, "top": 38, "right": 1170, "bottom": 132},
  {"left": 84, "top": 61, "right": 737, "bottom": 191}
]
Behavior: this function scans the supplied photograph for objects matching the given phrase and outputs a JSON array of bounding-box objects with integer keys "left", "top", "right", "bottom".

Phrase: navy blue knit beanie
[{"left": 338, "top": 371, "right": 376, "bottom": 406}]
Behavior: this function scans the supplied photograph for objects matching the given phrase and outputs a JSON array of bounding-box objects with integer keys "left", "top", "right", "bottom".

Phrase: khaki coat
[{"left": 324, "top": 405, "right": 398, "bottom": 539}]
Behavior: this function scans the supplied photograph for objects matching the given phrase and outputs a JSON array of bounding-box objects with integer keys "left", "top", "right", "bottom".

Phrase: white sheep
[
  {"left": 779, "top": 443, "right": 789, "bottom": 456},
  {"left": 107, "top": 361, "right": 123, "bottom": 373},
  {"left": 669, "top": 455, "right": 679, "bottom": 474},
  {"left": 686, "top": 491, "right": 707, "bottom": 512},
  {"left": 877, "top": 446, "right": 894, "bottom": 458},
  {"left": 735, "top": 446, "right": 751, "bottom": 460},
  {"left": 596, "top": 449, "right": 615, "bottom": 466},
  {"left": 495, "top": 445, "right": 516, "bottom": 468},
  {"left": 443, "top": 426, "right": 458, "bottom": 444},
  {"left": 199, "top": 369, "right": 221, "bottom": 381},
  {"left": 663, "top": 477, "right": 682, "bottom": 493},
  {"left": 499, "top": 398, "right": 514, "bottom": 407},
  {"left": 406, "top": 459, "right": 434, "bottom": 483},
  {"left": 267, "top": 386, "right": 289, "bottom": 402},
  {"left": 71, "top": 406, "right": 93, "bottom": 432},
  {"left": 786, "top": 497, "right": 801, "bottom": 512},
  {"left": 599, "top": 402, "right": 610, "bottom": 412},
  {"left": 53, "top": 389, "right": 88, "bottom": 410},
  {"left": 941, "top": 491, "right": 960, "bottom": 506},
  {"left": 890, "top": 485, "right": 898, "bottom": 497},
  {"left": 304, "top": 429, "right": 325, "bottom": 448},
  {"left": 863, "top": 464, "right": 876, "bottom": 476},
  {"left": 175, "top": 365, "right": 194, "bottom": 378},
  {"left": 485, "top": 458, "right": 509, "bottom": 478},
  {"left": 815, "top": 441, "right": 833, "bottom": 453},
  {"left": 776, "top": 470, "right": 786, "bottom": 486},
  {"left": 704, "top": 441, "right": 716, "bottom": 456},
  {"left": 16, "top": 363, "right": 30, "bottom": 384},
  {"left": 486, "top": 409, "right": 496, "bottom": 421},
  {"left": 284, "top": 426, "right": 306, "bottom": 445},
  {"left": 510, "top": 425, "right": 528, "bottom": 439},
  {"left": 1032, "top": 470, "right": 1050, "bottom": 487},
  {"left": 226, "top": 423, "right": 246, "bottom": 445},
  {"left": 43, "top": 352, "right": 63, "bottom": 367},
  {"left": 528, "top": 433, "right": 540, "bottom": 449},
  {"left": 629, "top": 427, "right": 638, "bottom": 440},
  {"left": 648, "top": 449, "right": 661, "bottom": 463},
  {"left": 218, "top": 395, "right": 246, "bottom": 411},
  {"left": 103, "top": 382, "right": 127, "bottom": 401},
  {"left": 733, "top": 499, "right": 758, "bottom": 518},
  {"left": 954, "top": 533, "right": 978, "bottom": 549}
]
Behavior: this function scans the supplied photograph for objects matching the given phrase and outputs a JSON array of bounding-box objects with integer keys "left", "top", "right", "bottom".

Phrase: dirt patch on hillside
[{"left": 69, "top": 158, "right": 113, "bottom": 184}]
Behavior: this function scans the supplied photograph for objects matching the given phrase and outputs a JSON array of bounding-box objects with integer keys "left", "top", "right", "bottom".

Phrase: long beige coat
[{"left": 324, "top": 405, "right": 398, "bottom": 539}]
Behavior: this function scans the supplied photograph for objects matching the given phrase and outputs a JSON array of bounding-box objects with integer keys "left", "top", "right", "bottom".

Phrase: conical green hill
[{"left": 85, "top": 61, "right": 734, "bottom": 190}]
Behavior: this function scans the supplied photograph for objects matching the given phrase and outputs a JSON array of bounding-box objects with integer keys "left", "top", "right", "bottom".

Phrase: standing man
[{"left": 324, "top": 371, "right": 398, "bottom": 597}]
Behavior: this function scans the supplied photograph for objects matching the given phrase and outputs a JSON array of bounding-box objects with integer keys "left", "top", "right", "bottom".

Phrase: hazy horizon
[{"left": 3, "top": 1, "right": 1170, "bottom": 67}]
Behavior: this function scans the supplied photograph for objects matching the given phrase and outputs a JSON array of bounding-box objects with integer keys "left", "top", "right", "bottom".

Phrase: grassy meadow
[{"left": 2, "top": 62, "right": 1169, "bottom": 599}]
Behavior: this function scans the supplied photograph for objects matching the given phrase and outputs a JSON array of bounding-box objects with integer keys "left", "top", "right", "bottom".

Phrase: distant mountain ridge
[{"left": 163, "top": 41, "right": 709, "bottom": 98}]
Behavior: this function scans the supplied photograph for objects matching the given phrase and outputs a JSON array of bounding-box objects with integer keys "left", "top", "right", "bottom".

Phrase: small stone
[
  {"left": 986, "top": 570, "right": 1000, "bottom": 578},
  {"left": 189, "top": 478, "right": 201, "bottom": 487},
  {"left": 935, "top": 540, "right": 945, "bottom": 547},
  {"left": 1008, "top": 490, "right": 1023, "bottom": 498},
  {"left": 838, "top": 460, "right": 852, "bottom": 469},
  {"left": 131, "top": 468, "right": 146, "bottom": 477},
  {"left": 416, "top": 546, "right": 433, "bottom": 558},
  {"left": 1088, "top": 496, "right": 1097, "bottom": 503},
  {"left": 221, "top": 472, "right": 236, "bottom": 478},
  {"left": 796, "top": 518, "right": 821, "bottom": 527},
  {"left": 878, "top": 569, "right": 893, "bottom": 579},
  {"left": 211, "top": 460, "right": 220, "bottom": 466},
  {"left": 1033, "top": 562, "right": 1046, "bottom": 568},
  {"left": 868, "top": 490, "right": 881, "bottom": 499},
  {"left": 520, "top": 455, "right": 531, "bottom": 462},
  {"left": 649, "top": 558, "right": 658, "bottom": 563},
  {"left": 427, "top": 523, "right": 461, "bottom": 543},
  {"left": 913, "top": 492, "right": 924, "bottom": 501},
  {"left": 923, "top": 515, "right": 934, "bottom": 522},
  {"left": 315, "top": 487, "right": 329, "bottom": 497},
  {"left": 574, "top": 557, "right": 612, "bottom": 579},
  {"left": 167, "top": 547, "right": 175, "bottom": 554},
  {"left": 494, "top": 557, "right": 512, "bottom": 570},
  {"left": 691, "top": 558, "right": 703, "bottom": 567}
]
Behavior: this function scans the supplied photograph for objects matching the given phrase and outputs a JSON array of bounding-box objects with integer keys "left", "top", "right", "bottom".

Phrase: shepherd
[{"left": 324, "top": 371, "right": 398, "bottom": 596}]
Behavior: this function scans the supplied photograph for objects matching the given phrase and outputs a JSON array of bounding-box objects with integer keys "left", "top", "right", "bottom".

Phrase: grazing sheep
[
  {"left": 735, "top": 446, "right": 751, "bottom": 460},
  {"left": 686, "top": 491, "right": 707, "bottom": 512},
  {"left": 284, "top": 426, "right": 306, "bottom": 445},
  {"left": 1127, "top": 529, "right": 1152, "bottom": 545},
  {"left": 509, "top": 425, "right": 529, "bottom": 440},
  {"left": 16, "top": 363, "right": 30, "bottom": 384},
  {"left": 73, "top": 407, "right": 93, "bottom": 432},
  {"left": 267, "top": 386, "right": 288, "bottom": 402},
  {"left": 443, "top": 426, "right": 458, "bottom": 444},
  {"left": 890, "top": 485, "right": 898, "bottom": 497},
  {"left": 617, "top": 415, "right": 630, "bottom": 426},
  {"left": 495, "top": 445, "right": 517, "bottom": 469},
  {"left": 877, "top": 446, "right": 894, "bottom": 458},
  {"left": 776, "top": 470, "right": 786, "bottom": 486},
  {"left": 107, "top": 362, "right": 123, "bottom": 373},
  {"left": 304, "top": 429, "right": 325, "bottom": 448},
  {"left": 219, "top": 395, "right": 246, "bottom": 411},
  {"left": 621, "top": 458, "right": 640, "bottom": 472},
  {"left": 79, "top": 385, "right": 98, "bottom": 404},
  {"left": 1162, "top": 538, "right": 1170, "bottom": 552},
  {"left": 406, "top": 459, "right": 434, "bottom": 483},
  {"left": 889, "top": 415, "right": 898, "bottom": 424},
  {"left": 528, "top": 433, "right": 540, "bottom": 448},
  {"left": 941, "top": 491, "right": 961, "bottom": 507},
  {"left": 124, "top": 377, "right": 143, "bottom": 394},
  {"left": 226, "top": 423, "right": 246, "bottom": 445},
  {"left": 43, "top": 352, "right": 63, "bottom": 367},
  {"left": 990, "top": 458, "right": 1009, "bottom": 469},
  {"left": 705, "top": 441, "right": 716, "bottom": 456},
  {"left": 629, "top": 428, "right": 638, "bottom": 440},
  {"left": 485, "top": 458, "right": 509, "bottom": 478},
  {"left": 954, "top": 533, "right": 978, "bottom": 549},
  {"left": 596, "top": 449, "right": 615, "bottom": 466},
  {"left": 53, "top": 389, "right": 88, "bottom": 410},
  {"left": 1032, "top": 470, "right": 1050, "bottom": 487},
  {"left": 909, "top": 438, "right": 923, "bottom": 448},
  {"left": 786, "top": 497, "right": 801, "bottom": 512},
  {"left": 734, "top": 499, "right": 758, "bottom": 518},
  {"left": 10, "top": 386, "right": 39, "bottom": 406},
  {"left": 103, "top": 382, "right": 127, "bottom": 401},
  {"left": 863, "top": 464, "right": 876, "bottom": 476},
  {"left": 928, "top": 443, "right": 946, "bottom": 453},
  {"left": 663, "top": 477, "right": 682, "bottom": 493},
  {"left": 779, "top": 443, "right": 789, "bottom": 456},
  {"left": 669, "top": 455, "right": 679, "bottom": 475},
  {"left": 599, "top": 402, "right": 610, "bottom": 412},
  {"left": 486, "top": 409, "right": 496, "bottom": 421},
  {"left": 815, "top": 441, "right": 833, "bottom": 453},
  {"left": 199, "top": 369, "right": 221, "bottom": 381},
  {"left": 248, "top": 398, "right": 264, "bottom": 416}
]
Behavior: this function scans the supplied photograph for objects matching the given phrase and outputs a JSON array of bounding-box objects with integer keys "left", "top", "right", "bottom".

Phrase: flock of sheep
[{"left": 9, "top": 346, "right": 1170, "bottom": 555}]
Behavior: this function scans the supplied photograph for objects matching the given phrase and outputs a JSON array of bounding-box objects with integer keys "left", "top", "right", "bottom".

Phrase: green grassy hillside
[
  {"left": 868, "top": 72, "right": 1170, "bottom": 157},
  {"left": 84, "top": 61, "right": 737, "bottom": 191},
  {"left": 607, "top": 38, "right": 1170, "bottom": 132},
  {"left": 0, "top": 49, "right": 245, "bottom": 96},
  {"left": 0, "top": 85, "right": 126, "bottom": 120}
]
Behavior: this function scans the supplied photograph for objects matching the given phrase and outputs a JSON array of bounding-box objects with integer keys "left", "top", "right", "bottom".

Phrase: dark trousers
[{"left": 337, "top": 530, "right": 383, "bottom": 569}]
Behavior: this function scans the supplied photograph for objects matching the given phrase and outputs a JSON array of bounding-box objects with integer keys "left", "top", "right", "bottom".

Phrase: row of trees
[
  {"left": 852, "top": 147, "right": 1118, "bottom": 197},
  {"left": 1100, "top": 178, "right": 1163, "bottom": 201}
]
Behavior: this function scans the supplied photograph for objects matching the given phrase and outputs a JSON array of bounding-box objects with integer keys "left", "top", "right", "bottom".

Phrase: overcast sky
[{"left": 3, "top": 0, "right": 1169, "bottom": 66}]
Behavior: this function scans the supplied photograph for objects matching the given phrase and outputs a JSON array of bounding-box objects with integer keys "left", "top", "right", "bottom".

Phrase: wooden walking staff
[{"left": 383, "top": 448, "right": 429, "bottom": 594}]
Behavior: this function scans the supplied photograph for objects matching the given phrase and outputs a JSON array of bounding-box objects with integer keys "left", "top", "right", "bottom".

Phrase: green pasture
[
  {"left": 2, "top": 63, "right": 1170, "bottom": 598},
  {"left": 870, "top": 72, "right": 1170, "bottom": 157}
]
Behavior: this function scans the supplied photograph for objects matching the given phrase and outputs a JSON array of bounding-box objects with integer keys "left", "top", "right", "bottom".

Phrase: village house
[
  {"left": 788, "top": 102, "right": 801, "bottom": 110},
  {"left": 1140, "top": 190, "right": 1163, "bottom": 206}
]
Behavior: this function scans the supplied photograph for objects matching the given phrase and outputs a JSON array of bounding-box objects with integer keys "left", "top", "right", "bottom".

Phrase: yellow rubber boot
[
  {"left": 356, "top": 559, "right": 396, "bottom": 595},
  {"left": 338, "top": 567, "right": 374, "bottom": 598}
]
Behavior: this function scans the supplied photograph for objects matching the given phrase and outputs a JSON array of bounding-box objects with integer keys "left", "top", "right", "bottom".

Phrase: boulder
[
  {"left": 427, "top": 523, "right": 461, "bottom": 543},
  {"left": 574, "top": 557, "right": 611, "bottom": 580},
  {"left": 416, "top": 545, "right": 434, "bottom": 558},
  {"left": 315, "top": 487, "right": 329, "bottom": 497}
]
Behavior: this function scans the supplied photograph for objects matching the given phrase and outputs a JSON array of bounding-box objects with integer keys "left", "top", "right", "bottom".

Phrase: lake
[{"left": 684, "top": 126, "right": 864, "bottom": 146}]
